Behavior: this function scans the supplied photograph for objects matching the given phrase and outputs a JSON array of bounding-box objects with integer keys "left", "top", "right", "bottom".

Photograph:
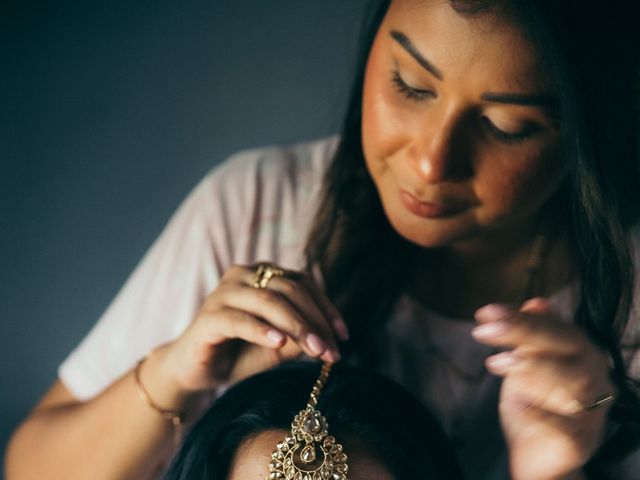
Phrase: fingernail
[
  {"left": 475, "top": 304, "right": 514, "bottom": 322},
  {"left": 472, "top": 321, "right": 509, "bottom": 339},
  {"left": 306, "top": 333, "right": 328, "bottom": 356},
  {"left": 322, "top": 349, "right": 342, "bottom": 363},
  {"left": 332, "top": 318, "right": 350, "bottom": 341},
  {"left": 521, "top": 297, "right": 551, "bottom": 312},
  {"left": 486, "top": 351, "right": 517, "bottom": 370},
  {"left": 266, "top": 329, "right": 285, "bottom": 345}
]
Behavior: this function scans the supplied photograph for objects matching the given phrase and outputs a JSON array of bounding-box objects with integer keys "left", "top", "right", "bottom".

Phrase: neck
[{"left": 409, "top": 217, "right": 574, "bottom": 319}]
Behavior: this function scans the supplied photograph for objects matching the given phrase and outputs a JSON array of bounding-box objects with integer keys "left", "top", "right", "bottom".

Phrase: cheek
[
  {"left": 476, "top": 147, "right": 566, "bottom": 219},
  {"left": 361, "top": 46, "right": 411, "bottom": 171}
]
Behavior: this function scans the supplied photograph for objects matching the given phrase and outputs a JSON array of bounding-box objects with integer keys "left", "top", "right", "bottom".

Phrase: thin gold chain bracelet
[{"left": 133, "top": 351, "right": 185, "bottom": 448}]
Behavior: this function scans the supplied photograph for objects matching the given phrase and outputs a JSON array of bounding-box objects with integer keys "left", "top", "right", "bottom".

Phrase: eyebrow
[
  {"left": 390, "top": 30, "right": 559, "bottom": 111},
  {"left": 390, "top": 30, "right": 443, "bottom": 80},
  {"left": 480, "top": 92, "right": 559, "bottom": 110}
]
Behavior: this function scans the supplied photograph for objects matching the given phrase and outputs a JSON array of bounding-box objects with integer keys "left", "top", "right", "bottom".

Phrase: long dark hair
[
  {"left": 163, "top": 362, "right": 463, "bottom": 479},
  {"left": 304, "top": 0, "right": 640, "bottom": 468}
]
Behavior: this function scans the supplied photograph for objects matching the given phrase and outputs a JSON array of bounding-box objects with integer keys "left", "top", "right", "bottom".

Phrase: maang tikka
[{"left": 266, "top": 362, "right": 349, "bottom": 480}]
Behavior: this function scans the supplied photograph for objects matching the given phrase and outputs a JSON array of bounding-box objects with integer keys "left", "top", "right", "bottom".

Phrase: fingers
[
  {"left": 473, "top": 298, "right": 614, "bottom": 476},
  {"left": 228, "top": 339, "right": 305, "bottom": 383},
  {"left": 296, "top": 273, "right": 350, "bottom": 342},
  {"left": 485, "top": 350, "right": 615, "bottom": 417},
  {"left": 216, "top": 282, "right": 339, "bottom": 361},
  {"left": 472, "top": 301, "right": 589, "bottom": 355},
  {"left": 212, "top": 264, "right": 346, "bottom": 361},
  {"left": 498, "top": 395, "right": 600, "bottom": 458},
  {"left": 262, "top": 273, "right": 344, "bottom": 348},
  {"left": 197, "top": 307, "right": 287, "bottom": 350},
  {"left": 254, "top": 268, "right": 349, "bottom": 343},
  {"left": 520, "top": 296, "right": 552, "bottom": 314},
  {"left": 474, "top": 297, "right": 615, "bottom": 416},
  {"left": 496, "top": 391, "right": 608, "bottom": 480}
]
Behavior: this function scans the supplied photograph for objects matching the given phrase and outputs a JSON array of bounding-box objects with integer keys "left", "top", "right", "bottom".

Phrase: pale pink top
[{"left": 59, "top": 137, "right": 640, "bottom": 478}]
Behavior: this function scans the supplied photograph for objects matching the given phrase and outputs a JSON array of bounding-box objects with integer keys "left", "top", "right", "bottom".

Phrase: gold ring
[
  {"left": 568, "top": 392, "right": 616, "bottom": 414},
  {"left": 252, "top": 263, "right": 285, "bottom": 289},
  {"left": 583, "top": 392, "right": 617, "bottom": 411}
]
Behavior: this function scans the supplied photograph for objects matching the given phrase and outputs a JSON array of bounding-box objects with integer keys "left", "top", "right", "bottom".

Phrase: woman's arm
[{"left": 5, "top": 344, "right": 198, "bottom": 480}]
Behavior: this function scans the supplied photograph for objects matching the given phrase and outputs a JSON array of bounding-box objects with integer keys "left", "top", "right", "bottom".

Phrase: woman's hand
[
  {"left": 157, "top": 263, "right": 348, "bottom": 401},
  {"left": 473, "top": 297, "right": 615, "bottom": 480}
]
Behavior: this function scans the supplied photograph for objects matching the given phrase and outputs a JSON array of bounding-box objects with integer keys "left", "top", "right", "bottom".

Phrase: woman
[
  {"left": 6, "top": 1, "right": 640, "bottom": 479},
  {"left": 163, "top": 361, "right": 463, "bottom": 479}
]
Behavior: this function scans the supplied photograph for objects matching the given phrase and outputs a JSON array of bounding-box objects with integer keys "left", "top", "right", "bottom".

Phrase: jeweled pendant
[
  {"left": 266, "top": 407, "right": 348, "bottom": 480},
  {"left": 302, "top": 412, "right": 321, "bottom": 434},
  {"left": 300, "top": 444, "right": 317, "bottom": 463},
  {"left": 265, "top": 363, "right": 348, "bottom": 480}
]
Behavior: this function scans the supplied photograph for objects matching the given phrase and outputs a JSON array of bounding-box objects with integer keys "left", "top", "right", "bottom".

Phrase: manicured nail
[
  {"left": 306, "top": 333, "right": 328, "bottom": 355},
  {"left": 472, "top": 321, "right": 509, "bottom": 339},
  {"left": 486, "top": 351, "right": 517, "bottom": 370},
  {"left": 322, "top": 349, "right": 342, "bottom": 363},
  {"left": 266, "top": 329, "right": 285, "bottom": 345},
  {"left": 475, "top": 304, "right": 514, "bottom": 322},
  {"left": 332, "top": 318, "right": 350, "bottom": 341},
  {"left": 521, "top": 297, "right": 551, "bottom": 312}
]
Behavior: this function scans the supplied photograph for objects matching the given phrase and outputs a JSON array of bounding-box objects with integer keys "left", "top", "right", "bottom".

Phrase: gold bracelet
[{"left": 133, "top": 351, "right": 185, "bottom": 447}]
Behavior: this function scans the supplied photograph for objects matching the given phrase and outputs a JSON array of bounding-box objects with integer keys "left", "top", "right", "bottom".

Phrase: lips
[{"left": 399, "top": 189, "right": 465, "bottom": 218}]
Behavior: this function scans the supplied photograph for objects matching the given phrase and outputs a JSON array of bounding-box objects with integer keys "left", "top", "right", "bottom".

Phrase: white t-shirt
[{"left": 59, "top": 136, "right": 640, "bottom": 479}]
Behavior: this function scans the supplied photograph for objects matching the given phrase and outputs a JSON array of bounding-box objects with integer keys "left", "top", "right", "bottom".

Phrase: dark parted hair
[
  {"left": 163, "top": 362, "right": 463, "bottom": 479},
  {"left": 304, "top": 0, "right": 640, "bottom": 471}
]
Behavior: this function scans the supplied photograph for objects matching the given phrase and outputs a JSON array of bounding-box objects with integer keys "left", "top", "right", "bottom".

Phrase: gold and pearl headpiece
[{"left": 266, "top": 362, "right": 349, "bottom": 480}]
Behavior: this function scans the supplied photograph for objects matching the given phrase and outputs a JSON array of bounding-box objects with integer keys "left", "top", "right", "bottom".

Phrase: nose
[{"left": 408, "top": 109, "right": 472, "bottom": 183}]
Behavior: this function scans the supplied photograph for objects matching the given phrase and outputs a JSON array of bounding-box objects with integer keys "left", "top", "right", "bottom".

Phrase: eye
[
  {"left": 390, "top": 70, "right": 435, "bottom": 102},
  {"left": 480, "top": 116, "right": 541, "bottom": 145}
]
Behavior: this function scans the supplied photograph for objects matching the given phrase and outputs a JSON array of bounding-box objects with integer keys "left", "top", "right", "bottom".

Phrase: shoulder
[
  {"left": 181, "top": 135, "right": 340, "bottom": 231},
  {"left": 202, "top": 135, "right": 340, "bottom": 195},
  {"left": 191, "top": 136, "right": 340, "bottom": 267}
]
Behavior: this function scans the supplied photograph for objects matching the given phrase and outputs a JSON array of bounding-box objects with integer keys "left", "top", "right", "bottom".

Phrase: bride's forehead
[{"left": 228, "top": 430, "right": 394, "bottom": 480}]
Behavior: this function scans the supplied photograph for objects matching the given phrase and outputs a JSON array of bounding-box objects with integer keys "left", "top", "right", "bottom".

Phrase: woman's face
[
  {"left": 362, "top": 0, "right": 565, "bottom": 251},
  {"left": 228, "top": 430, "right": 394, "bottom": 480}
]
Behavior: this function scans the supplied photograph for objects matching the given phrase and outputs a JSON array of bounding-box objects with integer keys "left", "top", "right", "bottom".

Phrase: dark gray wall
[{"left": 1, "top": 0, "right": 364, "bottom": 467}]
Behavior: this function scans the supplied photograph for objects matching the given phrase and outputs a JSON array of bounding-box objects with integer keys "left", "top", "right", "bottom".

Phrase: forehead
[
  {"left": 228, "top": 430, "right": 394, "bottom": 480},
  {"left": 384, "top": 0, "right": 551, "bottom": 94},
  {"left": 227, "top": 430, "right": 283, "bottom": 480}
]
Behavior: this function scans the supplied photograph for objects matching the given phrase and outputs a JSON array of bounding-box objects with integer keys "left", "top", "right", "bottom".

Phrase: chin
[
  {"left": 385, "top": 213, "right": 473, "bottom": 249},
  {"left": 379, "top": 196, "right": 470, "bottom": 248}
]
